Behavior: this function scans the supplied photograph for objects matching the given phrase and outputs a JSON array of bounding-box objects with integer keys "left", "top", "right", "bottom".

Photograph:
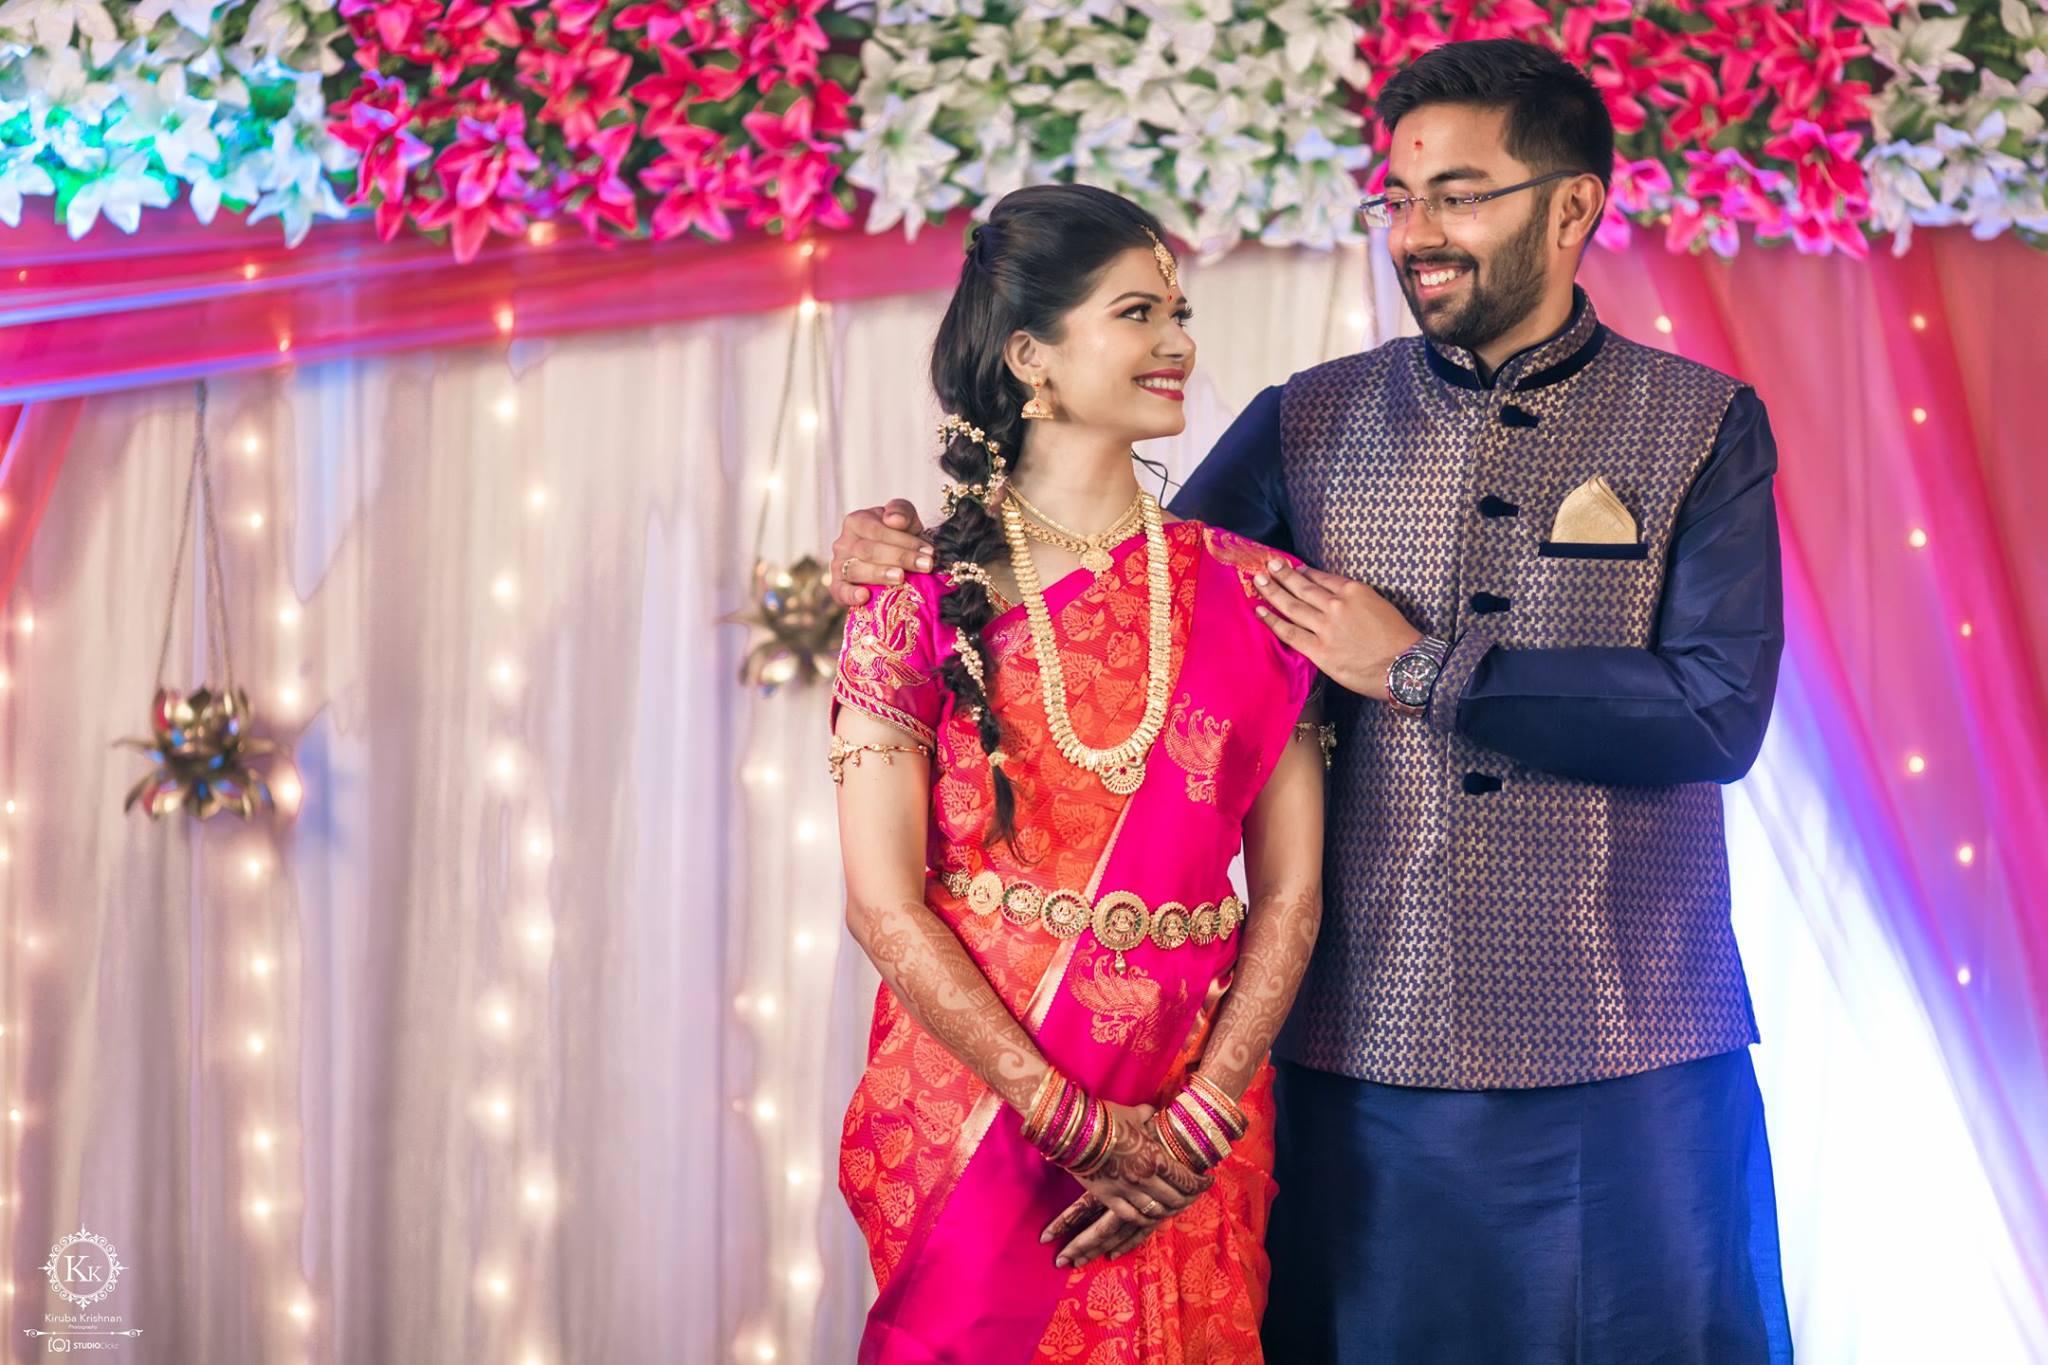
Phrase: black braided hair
[{"left": 929, "top": 184, "right": 1170, "bottom": 855}]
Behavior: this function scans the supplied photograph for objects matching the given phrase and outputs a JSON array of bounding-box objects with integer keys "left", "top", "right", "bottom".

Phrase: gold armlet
[
  {"left": 1292, "top": 721, "right": 1337, "bottom": 770},
  {"left": 828, "top": 734, "right": 932, "bottom": 785}
]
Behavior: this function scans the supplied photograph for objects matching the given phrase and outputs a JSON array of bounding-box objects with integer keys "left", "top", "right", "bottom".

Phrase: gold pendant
[
  {"left": 1080, "top": 545, "right": 1112, "bottom": 575},
  {"left": 1101, "top": 761, "right": 1144, "bottom": 795}
]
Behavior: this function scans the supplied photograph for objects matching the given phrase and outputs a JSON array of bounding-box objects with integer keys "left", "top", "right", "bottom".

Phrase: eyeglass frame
[{"left": 1357, "top": 169, "right": 1582, "bottom": 230}]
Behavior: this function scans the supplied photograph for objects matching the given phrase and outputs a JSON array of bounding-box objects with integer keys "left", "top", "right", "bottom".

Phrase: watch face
[{"left": 1390, "top": 653, "right": 1439, "bottom": 706}]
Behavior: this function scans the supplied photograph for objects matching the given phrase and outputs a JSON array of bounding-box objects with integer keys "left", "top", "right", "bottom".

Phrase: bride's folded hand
[{"left": 1040, "top": 1103, "right": 1211, "bottom": 1269}]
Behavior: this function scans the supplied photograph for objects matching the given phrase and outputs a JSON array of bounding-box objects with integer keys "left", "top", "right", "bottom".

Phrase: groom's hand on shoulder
[
  {"left": 829, "top": 500, "right": 934, "bottom": 608},
  {"left": 1253, "top": 561, "right": 1422, "bottom": 703}
]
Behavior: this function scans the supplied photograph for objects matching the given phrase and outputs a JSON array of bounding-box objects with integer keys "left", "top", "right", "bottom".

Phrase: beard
[{"left": 1399, "top": 205, "right": 1551, "bottom": 355}]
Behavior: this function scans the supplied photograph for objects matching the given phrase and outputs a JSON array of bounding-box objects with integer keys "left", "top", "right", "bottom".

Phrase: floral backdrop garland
[
  {"left": 836, "top": 0, "right": 1374, "bottom": 257},
  {"left": 0, "top": 0, "right": 351, "bottom": 242},
  {"left": 0, "top": 0, "right": 2043, "bottom": 258}
]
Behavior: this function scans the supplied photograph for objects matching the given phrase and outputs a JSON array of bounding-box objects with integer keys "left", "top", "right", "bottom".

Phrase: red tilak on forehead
[{"left": 1413, "top": 139, "right": 1423, "bottom": 150}]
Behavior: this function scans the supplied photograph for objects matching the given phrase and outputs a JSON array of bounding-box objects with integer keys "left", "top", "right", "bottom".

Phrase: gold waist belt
[{"left": 938, "top": 869, "right": 1244, "bottom": 958}]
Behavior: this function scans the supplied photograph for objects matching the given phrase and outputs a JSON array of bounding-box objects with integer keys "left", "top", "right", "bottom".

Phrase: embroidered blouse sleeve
[{"left": 831, "top": 576, "right": 946, "bottom": 748}]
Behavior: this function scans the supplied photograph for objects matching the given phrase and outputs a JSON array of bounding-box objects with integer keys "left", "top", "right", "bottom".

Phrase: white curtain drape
[{"left": 6, "top": 236, "right": 2035, "bottom": 1362}]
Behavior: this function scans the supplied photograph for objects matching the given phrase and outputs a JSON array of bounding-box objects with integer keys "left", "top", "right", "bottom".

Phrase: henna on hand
[
  {"left": 1197, "top": 886, "right": 1321, "bottom": 1096},
  {"left": 847, "top": 897, "right": 1048, "bottom": 1114}
]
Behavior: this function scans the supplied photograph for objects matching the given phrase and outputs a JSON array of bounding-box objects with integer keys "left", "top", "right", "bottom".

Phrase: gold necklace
[
  {"left": 1001, "top": 492, "right": 1172, "bottom": 795},
  {"left": 1006, "top": 485, "right": 1144, "bottom": 577}
]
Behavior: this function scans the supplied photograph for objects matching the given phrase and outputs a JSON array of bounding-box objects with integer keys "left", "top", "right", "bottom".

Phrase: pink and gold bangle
[
  {"left": 1047, "top": 1085, "right": 1085, "bottom": 1156},
  {"left": 1184, "top": 1072, "right": 1249, "bottom": 1140},
  {"left": 1168, "top": 1104, "right": 1226, "bottom": 1169},
  {"left": 1153, "top": 1074, "right": 1251, "bottom": 1174},
  {"left": 1021, "top": 1071, "right": 1116, "bottom": 1176},
  {"left": 1060, "top": 1096, "right": 1101, "bottom": 1170},
  {"left": 1153, "top": 1111, "right": 1204, "bottom": 1171},
  {"left": 1178, "top": 1087, "right": 1239, "bottom": 1155},
  {"left": 1022, "top": 1070, "right": 1065, "bottom": 1145},
  {"left": 1049, "top": 1094, "right": 1088, "bottom": 1167},
  {"left": 1066, "top": 1097, "right": 1115, "bottom": 1177}
]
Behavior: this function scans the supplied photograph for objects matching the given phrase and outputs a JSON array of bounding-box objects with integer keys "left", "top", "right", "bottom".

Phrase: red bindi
[{"left": 1413, "top": 139, "right": 1424, "bottom": 150}]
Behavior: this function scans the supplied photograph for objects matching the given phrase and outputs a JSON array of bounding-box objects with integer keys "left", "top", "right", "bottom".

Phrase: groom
[{"left": 830, "top": 40, "right": 1790, "bottom": 1365}]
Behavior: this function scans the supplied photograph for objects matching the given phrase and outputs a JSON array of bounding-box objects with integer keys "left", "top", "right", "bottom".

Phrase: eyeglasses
[{"left": 1358, "top": 170, "right": 1578, "bottom": 230}]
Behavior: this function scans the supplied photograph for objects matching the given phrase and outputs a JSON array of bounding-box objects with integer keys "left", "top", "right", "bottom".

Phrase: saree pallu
[{"left": 832, "top": 520, "right": 1318, "bottom": 1365}]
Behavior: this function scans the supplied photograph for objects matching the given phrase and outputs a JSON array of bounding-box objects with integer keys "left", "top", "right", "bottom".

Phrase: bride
[{"left": 830, "top": 183, "right": 1327, "bottom": 1363}]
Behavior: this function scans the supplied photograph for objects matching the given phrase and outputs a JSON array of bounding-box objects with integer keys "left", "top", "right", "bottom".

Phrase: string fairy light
[
  {"left": 460, "top": 362, "right": 565, "bottom": 1365},
  {"left": 728, "top": 235, "right": 848, "bottom": 1364},
  {"left": 187, "top": 376, "right": 312, "bottom": 1358}
]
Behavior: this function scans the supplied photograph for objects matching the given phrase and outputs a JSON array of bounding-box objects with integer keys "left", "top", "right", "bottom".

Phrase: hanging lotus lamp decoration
[
  {"left": 117, "top": 686, "right": 278, "bottom": 819},
  {"left": 724, "top": 555, "right": 846, "bottom": 697},
  {"left": 117, "top": 381, "right": 288, "bottom": 821}
]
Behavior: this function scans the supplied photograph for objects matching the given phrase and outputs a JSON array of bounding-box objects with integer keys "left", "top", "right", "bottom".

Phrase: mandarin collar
[{"left": 1423, "top": 286, "right": 1607, "bottom": 394}]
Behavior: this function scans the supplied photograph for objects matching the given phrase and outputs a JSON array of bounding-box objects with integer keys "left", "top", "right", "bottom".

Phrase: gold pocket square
[{"left": 1550, "top": 476, "right": 1637, "bottom": 545}]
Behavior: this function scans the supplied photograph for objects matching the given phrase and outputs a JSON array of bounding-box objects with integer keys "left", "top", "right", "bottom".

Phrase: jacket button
[
  {"left": 1469, "top": 592, "right": 1511, "bottom": 614},
  {"left": 1500, "top": 404, "right": 1540, "bottom": 428},
  {"left": 1477, "top": 495, "right": 1519, "bottom": 518},
  {"left": 1463, "top": 772, "right": 1503, "bottom": 795}
]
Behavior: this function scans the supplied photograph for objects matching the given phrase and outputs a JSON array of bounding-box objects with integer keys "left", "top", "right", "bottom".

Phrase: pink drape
[
  {"left": 0, "top": 215, "right": 972, "bottom": 608},
  {"left": 1585, "top": 233, "right": 2048, "bottom": 1300},
  {"left": 1, "top": 217, "right": 973, "bottom": 405}
]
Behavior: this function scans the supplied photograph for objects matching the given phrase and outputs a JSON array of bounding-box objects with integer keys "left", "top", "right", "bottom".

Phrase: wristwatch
[{"left": 1387, "top": 635, "right": 1451, "bottom": 716}]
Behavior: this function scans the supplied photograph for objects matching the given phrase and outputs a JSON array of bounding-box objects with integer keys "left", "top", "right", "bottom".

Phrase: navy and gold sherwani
[{"left": 1173, "top": 288, "right": 1793, "bottom": 1365}]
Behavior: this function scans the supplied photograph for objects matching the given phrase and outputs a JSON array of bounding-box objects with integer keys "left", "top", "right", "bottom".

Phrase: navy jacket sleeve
[
  {"left": 1423, "top": 387, "right": 1784, "bottom": 786},
  {"left": 1167, "top": 384, "right": 1296, "bottom": 554}
]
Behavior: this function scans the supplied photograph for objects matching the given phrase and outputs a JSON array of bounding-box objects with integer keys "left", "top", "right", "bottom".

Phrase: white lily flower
[
  {"left": 1965, "top": 70, "right": 2047, "bottom": 140},
  {"left": 953, "top": 136, "right": 1036, "bottom": 205},
  {"left": 843, "top": 89, "right": 966, "bottom": 238},
  {"left": 1998, "top": 0, "right": 2048, "bottom": 44},
  {"left": 1160, "top": 107, "right": 1268, "bottom": 202},
  {"left": 67, "top": 150, "right": 173, "bottom": 235},
  {"left": 1866, "top": 11, "right": 1974, "bottom": 85},
  {"left": 185, "top": 147, "right": 258, "bottom": 223},
  {"left": 1130, "top": 0, "right": 1231, "bottom": 68},
  {"left": 1021, "top": 0, "right": 1125, "bottom": 22},
  {"left": 23, "top": 43, "right": 119, "bottom": 127},
  {"left": 2020, "top": 48, "right": 2048, "bottom": 100},
  {"left": 133, "top": 0, "right": 225, "bottom": 38},
  {"left": 965, "top": 20, "right": 1063, "bottom": 83},
  {"left": 0, "top": 0, "right": 116, "bottom": 50},
  {"left": 106, "top": 64, "right": 222, "bottom": 178},
  {"left": 1268, "top": 0, "right": 1366, "bottom": 78},
  {"left": 0, "top": 150, "right": 55, "bottom": 227}
]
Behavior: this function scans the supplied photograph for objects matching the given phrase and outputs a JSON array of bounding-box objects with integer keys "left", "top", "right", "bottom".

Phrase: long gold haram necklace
[
  {"left": 1000, "top": 491, "right": 1172, "bottom": 795},
  {"left": 1008, "top": 484, "right": 1144, "bottom": 577}
]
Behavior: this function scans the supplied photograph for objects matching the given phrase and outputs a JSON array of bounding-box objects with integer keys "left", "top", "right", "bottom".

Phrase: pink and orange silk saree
[{"left": 832, "top": 520, "right": 1317, "bottom": 1364}]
